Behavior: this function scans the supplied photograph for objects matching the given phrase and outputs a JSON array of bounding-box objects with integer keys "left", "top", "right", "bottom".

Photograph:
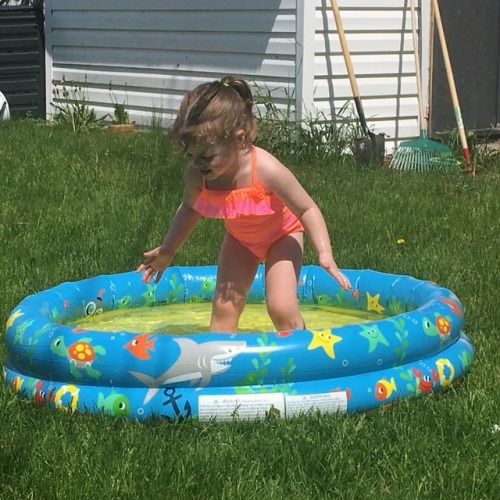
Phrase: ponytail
[{"left": 172, "top": 75, "right": 257, "bottom": 148}]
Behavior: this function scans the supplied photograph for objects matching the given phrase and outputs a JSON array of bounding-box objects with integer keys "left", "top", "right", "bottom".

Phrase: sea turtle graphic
[{"left": 50, "top": 336, "right": 106, "bottom": 380}]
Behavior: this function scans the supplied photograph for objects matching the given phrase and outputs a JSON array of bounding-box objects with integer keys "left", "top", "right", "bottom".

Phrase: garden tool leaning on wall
[{"left": 330, "top": 0, "right": 386, "bottom": 166}]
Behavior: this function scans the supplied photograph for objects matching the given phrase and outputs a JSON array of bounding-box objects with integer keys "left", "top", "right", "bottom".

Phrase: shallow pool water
[{"left": 71, "top": 303, "right": 384, "bottom": 334}]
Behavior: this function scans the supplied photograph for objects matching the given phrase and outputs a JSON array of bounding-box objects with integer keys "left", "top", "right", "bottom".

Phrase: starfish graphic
[
  {"left": 359, "top": 324, "right": 389, "bottom": 353},
  {"left": 308, "top": 329, "right": 342, "bottom": 359},
  {"left": 366, "top": 292, "right": 385, "bottom": 313}
]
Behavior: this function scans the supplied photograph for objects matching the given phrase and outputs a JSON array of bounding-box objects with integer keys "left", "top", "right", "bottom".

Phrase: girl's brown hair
[{"left": 171, "top": 76, "right": 257, "bottom": 149}]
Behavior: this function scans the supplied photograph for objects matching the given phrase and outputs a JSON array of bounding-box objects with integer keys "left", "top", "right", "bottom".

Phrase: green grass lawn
[{"left": 1, "top": 119, "right": 499, "bottom": 499}]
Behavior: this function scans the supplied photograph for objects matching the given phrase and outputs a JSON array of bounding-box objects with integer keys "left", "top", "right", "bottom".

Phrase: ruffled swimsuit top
[
  {"left": 193, "top": 147, "right": 303, "bottom": 259},
  {"left": 193, "top": 147, "right": 275, "bottom": 220}
]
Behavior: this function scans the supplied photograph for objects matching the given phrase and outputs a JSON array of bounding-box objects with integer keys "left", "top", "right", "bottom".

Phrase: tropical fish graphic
[
  {"left": 439, "top": 297, "right": 463, "bottom": 316},
  {"left": 201, "top": 278, "right": 216, "bottom": 293},
  {"left": 375, "top": 377, "right": 397, "bottom": 400},
  {"left": 276, "top": 330, "right": 293, "bottom": 338},
  {"left": 97, "top": 392, "right": 131, "bottom": 417},
  {"left": 123, "top": 334, "right": 157, "bottom": 360},
  {"left": 33, "top": 379, "right": 54, "bottom": 406},
  {"left": 116, "top": 295, "right": 132, "bottom": 308}
]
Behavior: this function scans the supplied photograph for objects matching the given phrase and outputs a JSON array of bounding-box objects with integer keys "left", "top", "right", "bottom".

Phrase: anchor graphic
[{"left": 162, "top": 387, "right": 192, "bottom": 421}]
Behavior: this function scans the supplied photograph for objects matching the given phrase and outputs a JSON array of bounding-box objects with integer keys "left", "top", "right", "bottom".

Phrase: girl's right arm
[{"left": 136, "top": 166, "right": 202, "bottom": 283}]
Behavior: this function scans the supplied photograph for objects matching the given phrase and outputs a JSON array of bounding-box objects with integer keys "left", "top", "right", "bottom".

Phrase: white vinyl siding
[
  {"left": 311, "top": 0, "right": 428, "bottom": 148},
  {"left": 46, "top": 0, "right": 299, "bottom": 127},
  {"left": 45, "top": 0, "right": 430, "bottom": 153}
]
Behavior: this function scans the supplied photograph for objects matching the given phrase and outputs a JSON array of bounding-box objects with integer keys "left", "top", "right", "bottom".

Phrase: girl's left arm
[
  {"left": 298, "top": 204, "right": 351, "bottom": 290},
  {"left": 258, "top": 149, "right": 351, "bottom": 290}
]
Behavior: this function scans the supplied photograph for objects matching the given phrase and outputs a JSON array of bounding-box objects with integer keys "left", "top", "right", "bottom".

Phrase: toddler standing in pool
[{"left": 137, "top": 75, "right": 351, "bottom": 332}]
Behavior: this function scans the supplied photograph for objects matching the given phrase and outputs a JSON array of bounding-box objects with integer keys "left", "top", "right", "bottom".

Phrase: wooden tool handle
[
  {"left": 431, "top": 0, "right": 471, "bottom": 166},
  {"left": 329, "top": 0, "right": 360, "bottom": 98},
  {"left": 330, "top": 0, "right": 373, "bottom": 136},
  {"left": 410, "top": 0, "right": 426, "bottom": 130}
]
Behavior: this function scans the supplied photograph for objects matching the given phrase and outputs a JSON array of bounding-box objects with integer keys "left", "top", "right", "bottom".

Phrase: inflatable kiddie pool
[{"left": 3, "top": 265, "right": 473, "bottom": 421}]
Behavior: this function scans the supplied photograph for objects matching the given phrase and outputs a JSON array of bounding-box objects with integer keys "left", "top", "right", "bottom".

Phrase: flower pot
[{"left": 108, "top": 123, "right": 135, "bottom": 134}]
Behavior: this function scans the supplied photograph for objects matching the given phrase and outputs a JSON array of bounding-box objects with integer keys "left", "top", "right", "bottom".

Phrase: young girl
[{"left": 137, "top": 76, "right": 351, "bottom": 333}]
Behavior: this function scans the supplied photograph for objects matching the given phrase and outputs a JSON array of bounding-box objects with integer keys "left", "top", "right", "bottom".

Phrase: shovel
[{"left": 330, "top": 0, "right": 385, "bottom": 166}]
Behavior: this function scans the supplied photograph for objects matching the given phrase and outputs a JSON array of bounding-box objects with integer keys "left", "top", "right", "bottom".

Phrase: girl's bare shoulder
[{"left": 254, "top": 146, "right": 296, "bottom": 189}]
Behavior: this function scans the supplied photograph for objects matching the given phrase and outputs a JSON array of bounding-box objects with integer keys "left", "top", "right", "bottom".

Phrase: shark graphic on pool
[{"left": 129, "top": 338, "right": 247, "bottom": 404}]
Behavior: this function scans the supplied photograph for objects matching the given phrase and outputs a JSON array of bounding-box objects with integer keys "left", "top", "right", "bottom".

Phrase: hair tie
[{"left": 222, "top": 82, "right": 230, "bottom": 87}]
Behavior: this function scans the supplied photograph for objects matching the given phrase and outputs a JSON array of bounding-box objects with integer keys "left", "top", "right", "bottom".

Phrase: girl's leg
[
  {"left": 265, "top": 232, "right": 305, "bottom": 331},
  {"left": 210, "top": 232, "right": 260, "bottom": 332}
]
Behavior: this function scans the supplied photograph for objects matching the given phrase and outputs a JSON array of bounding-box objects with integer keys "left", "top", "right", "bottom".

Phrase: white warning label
[
  {"left": 198, "top": 393, "right": 285, "bottom": 421},
  {"left": 285, "top": 392, "right": 348, "bottom": 417}
]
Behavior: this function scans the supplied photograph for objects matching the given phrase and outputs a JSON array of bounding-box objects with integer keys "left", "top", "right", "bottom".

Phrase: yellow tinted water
[{"left": 71, "top": 303, "right": 382, "bottom": 334}]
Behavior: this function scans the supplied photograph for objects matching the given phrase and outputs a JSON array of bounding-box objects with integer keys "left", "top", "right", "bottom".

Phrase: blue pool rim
[{"left": 3, "top": 265, "right": 474, "bottom": 421}]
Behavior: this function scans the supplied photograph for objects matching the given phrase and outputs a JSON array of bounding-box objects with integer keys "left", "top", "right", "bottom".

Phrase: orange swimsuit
[{"left": 193, "top": 147, "right": 304, "bottom": 261}]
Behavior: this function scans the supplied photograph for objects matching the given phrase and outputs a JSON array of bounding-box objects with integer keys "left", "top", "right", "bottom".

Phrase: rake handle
[
  {"left": 410, "top": 0, "right": 426, "bottom": 134},
  {"left": 431, "top": 0, "right": 471, "bottom": 167}
]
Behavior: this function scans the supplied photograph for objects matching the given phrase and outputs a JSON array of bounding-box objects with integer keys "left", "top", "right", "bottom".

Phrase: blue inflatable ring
[{"left": 3, "top": 265, "right": 473, "bottom": 421}]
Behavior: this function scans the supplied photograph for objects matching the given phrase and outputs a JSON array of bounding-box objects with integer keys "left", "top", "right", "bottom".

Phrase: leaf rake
[
  {"left": 389, "top": 132, "right": 459, "bottom": 171},
  {"left": 389, "top": 0, "right": 458, "bottom": 172}
]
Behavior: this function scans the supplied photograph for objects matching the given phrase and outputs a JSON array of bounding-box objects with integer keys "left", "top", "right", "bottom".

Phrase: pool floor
[{"left": 71, "top": 303, "right": 383, "bottom": 334}]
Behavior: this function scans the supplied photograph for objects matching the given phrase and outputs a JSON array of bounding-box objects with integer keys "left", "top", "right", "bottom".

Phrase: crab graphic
[{"left": 50, "top": 336, "right": 106, "bottom": 380}]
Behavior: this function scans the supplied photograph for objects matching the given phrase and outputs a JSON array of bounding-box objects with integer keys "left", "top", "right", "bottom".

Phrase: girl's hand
[
  {"left": 136, "top": 245, "right": 174, "bottom": 284},
  {"left": 318, "top": 252, "right": 352, "bottom": 291}
]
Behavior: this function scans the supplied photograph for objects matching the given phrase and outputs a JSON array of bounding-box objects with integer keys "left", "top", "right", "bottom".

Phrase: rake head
[{"left": 389, "top": 137, "right": 460, "bottom": 172}]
